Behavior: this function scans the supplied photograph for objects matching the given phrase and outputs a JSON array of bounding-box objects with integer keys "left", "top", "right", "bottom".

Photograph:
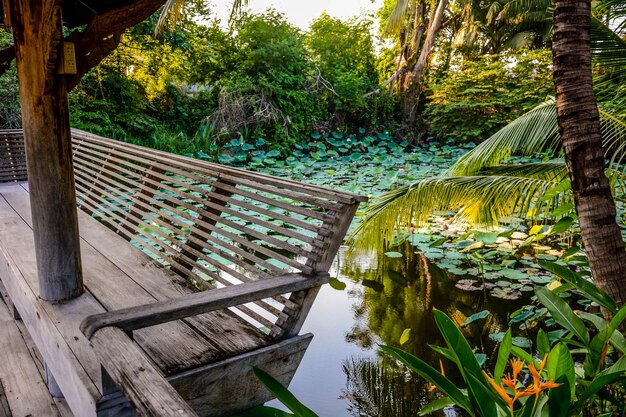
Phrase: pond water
[{"left": 268, "top": 246, "right": 533, "bottom": 416}]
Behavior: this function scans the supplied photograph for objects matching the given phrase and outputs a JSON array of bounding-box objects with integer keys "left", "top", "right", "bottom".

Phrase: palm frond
[
  {"left": 156, "top": 0, "right": 185, "bottom": 33},
  {"left": 448, "top": 99, "right": 560, "bottom": 176},
  {"left": 348, "top": 173, "right": 566, "bottom": 251},
  {"left": 156, "top": 0, "right": 249, "bottom": 32},
  {"left": 448, "top": 99, "right": 626, "bottom": 176},
  {"left": 590, "top": 16, "right": 626, "bottom": 76},
  {"left": 384, "top": 0, "right": 413, "bottom": 35}
]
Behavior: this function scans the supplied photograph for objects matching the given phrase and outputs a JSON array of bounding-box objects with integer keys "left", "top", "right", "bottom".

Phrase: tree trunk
[
  {"left": 410, "top": 0, "right": 448, "bottom": 85},
  {"left": 9, "top": 0, "right": 83, "bottom": 301},
  {"left": 553, "top": 0, "right": 626, "bottom": 305}
]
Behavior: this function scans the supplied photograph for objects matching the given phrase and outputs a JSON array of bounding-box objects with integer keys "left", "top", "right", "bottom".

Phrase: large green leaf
[
  {"left": 535, "top": 287, "right": 590, "bottom": 345},
  {"left": 433, "top": 310, "right": 497, "bottom": 417},
  {"left": 587, "top": 304, "right": 626, "bottom": 375},
  {"left": 571, "top": 372, "right": 626, "bottom": 413},
  {"left": 494, "top": 329, "right": 512, "bottom": 382},
  {"left": 236, "top": 406, "right": 294, "bottom": 417},
  {"left": 380, "top": 345, "right": 475, "bottom": 416},
  {"left": 538, "top": 261, "right": 617, "bottom": 314},
  {"left": 251, "top": 367, "right": 318, "bottom": 417},
  {"left": 547, "top": 343, "right": 576, "bottom": 398},
  {"left": 577, "top": 311, "right": 626, "bottom": 354},
  {"left": 417, "top": 397, "right": 455, "bottom": 416}
]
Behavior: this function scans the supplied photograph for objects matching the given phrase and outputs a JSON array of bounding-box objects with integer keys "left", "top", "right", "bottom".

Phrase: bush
[{"left": 424, "top": 49, "right": 553, "bottom": 142}]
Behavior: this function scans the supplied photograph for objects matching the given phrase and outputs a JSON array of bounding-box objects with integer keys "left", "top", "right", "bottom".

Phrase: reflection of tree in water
[
  {"left": 341, "top": 356, "right": 432, "bottom": 417},
  {"left": 343, "top": 244, "right": 530, "bottom": 387}
]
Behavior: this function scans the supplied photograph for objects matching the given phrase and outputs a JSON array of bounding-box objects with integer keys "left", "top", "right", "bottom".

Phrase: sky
[{"left": 210, "top": 0, "right": 383, "bottom": 30}]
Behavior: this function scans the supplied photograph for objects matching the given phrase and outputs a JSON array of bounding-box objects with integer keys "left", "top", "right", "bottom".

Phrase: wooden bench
[{"left": 0, "top": 129, "right": 366, "bottom": 416}]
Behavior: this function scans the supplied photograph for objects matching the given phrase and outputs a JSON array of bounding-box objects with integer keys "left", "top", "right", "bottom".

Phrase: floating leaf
[
  {"left": 400, "top": 328, "right": 411, "bottom": 345},
  {"left": 461, "top": 310, "right": 490, "bottom": 327},
  {"left": 329, "top": 278, "right": 346, "bottom": 291},
  {"left": 500, "top": 269, "right": 527, "bottom": 280},
  {"left": 384, "top": 251, "right": 403, "bottom": 258}
]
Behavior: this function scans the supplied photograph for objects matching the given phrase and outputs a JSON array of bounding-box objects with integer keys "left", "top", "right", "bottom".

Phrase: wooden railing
[
  {"left": 70, "top": 129, "right": 366, "bottom": 337},
  {"left": 0, "top": 130, "right": 27, "bottom": 183}
]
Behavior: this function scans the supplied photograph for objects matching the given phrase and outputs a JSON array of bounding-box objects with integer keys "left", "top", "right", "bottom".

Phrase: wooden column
[{"left": 9, "top": 0, "right": 83, "bottom": 301}]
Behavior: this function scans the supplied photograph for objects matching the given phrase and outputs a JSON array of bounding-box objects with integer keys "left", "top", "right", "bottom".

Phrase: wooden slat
[
  {"left": 81, "top": 273, "right": 329, "bottom": 338},
  {"left": 72, "top": 129, "right": 367, "bottom": 203},
  {"left": 73, "top": 140, "right": 334, "bottom": 222},
  {"left": 90, "top": 327, "right": 198, "bottom": 417},
  {"left": 73, "top": 152, "right": 318, "bottom": 271},
  {"left": 4, "top": 184, "right": 258, "bottom": 376},
  {"left": 0, "top": 292, "right": 63, "bottom": 417},
  {"left": 73, "top": 149, "right": 322, "bottom": 257}
]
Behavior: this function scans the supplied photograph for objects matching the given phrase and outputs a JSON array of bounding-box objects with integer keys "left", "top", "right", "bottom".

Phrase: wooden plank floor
[
  {"left": 0, "top": 182, "right": 276, "bottom": 415},
  {"left": 0, "top": 183, "right": 270, "bottom": 373},
  {"left": 0, "top": 286, "right": 73, "bottom": 417}
]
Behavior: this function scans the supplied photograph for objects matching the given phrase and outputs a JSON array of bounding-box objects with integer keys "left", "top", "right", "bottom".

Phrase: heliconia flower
[
  {"left": 483, "top": 356, "right": 561, "bottom": 415},
  {"left": 428, "top": 359, "right": 446, "bottom": 393},
  {"left": 483, "top": 370, "right": 515, "bottom": 411}
]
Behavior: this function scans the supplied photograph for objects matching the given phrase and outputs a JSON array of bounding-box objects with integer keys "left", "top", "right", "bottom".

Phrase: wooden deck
[
  {"left": 0, "top": 129, "right": 366, "bottom": 416},
  {"left": 0, "top": 182, "right": 312, "bottom": 416},
  {"left": 0, "top": 281, "right": 73, "bottom": 417}
]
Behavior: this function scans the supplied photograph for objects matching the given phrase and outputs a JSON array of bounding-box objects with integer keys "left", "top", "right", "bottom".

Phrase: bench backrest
[
  {"left": 0, "top": 130, "right": 27, "bottom": 183},
  {"left": 69, "top": 129, "right": 365, "bottom": 334}
]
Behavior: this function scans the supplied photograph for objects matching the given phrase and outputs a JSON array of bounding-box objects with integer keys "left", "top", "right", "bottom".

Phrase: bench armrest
[{"left": 80, "top": 273, "right": 330, "bottom": 339}]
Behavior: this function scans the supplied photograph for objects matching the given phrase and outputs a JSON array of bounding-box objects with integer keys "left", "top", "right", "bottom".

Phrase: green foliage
[
  {"left": 425, "top": 49, "right": 553, "bottom": 142},
  {"left": 306, "top": 14, "right": 393, "bottom": 128},
  {"left": 235, "top": 367, "right": 319, "bottom": 417},
  {"left": 0, "top": 29, "right": 19, "bottom": 129}
]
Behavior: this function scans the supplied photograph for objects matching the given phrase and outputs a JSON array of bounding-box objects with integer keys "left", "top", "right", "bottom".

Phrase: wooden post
[{"left": 9, "top": 0, "right": 83, "bottom": 301}]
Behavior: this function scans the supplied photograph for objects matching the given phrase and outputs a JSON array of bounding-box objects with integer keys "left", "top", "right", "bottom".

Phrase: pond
[{"left": 268, "top": 246, "right": 534, "bottom": 416}]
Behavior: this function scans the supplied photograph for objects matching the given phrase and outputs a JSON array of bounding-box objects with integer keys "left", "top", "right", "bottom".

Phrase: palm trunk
[{"left": 553, "top": 0, "right": 626, "bottom": 305}]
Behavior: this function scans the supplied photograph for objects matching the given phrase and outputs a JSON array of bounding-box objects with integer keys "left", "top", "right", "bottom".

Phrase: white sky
[{"left": 210, "top": 0, "right": 383, "bottom": 30}]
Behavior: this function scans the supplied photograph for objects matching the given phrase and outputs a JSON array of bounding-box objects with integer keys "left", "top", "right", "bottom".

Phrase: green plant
[
  {"left": 383, "top": 310, "right": 563, "bottom": 417},
  {"left": 235, "top": 367, "right": 319, "bottom": 417},
  {"left": 425, "top": 50, "right": 554, "bottom": 143}
]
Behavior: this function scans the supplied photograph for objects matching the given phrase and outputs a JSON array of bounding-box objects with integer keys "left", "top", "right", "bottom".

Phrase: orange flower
[
  {"left": 484, "top": 370, "right": 514, "bottom": 412},
  {"left": 484, "top": 356, "right": 561, "bottom": 415},
  {"left": 428, "top": 359, "right": 446, "bottom": 393}
]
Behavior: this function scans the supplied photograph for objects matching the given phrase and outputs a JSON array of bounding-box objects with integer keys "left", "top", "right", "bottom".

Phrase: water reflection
[
  {"left": 272, "top": 245, "right": 531, "bottom": 416},
  {"left": 341, "top": 357, "right": 428, "bottom": 417}
]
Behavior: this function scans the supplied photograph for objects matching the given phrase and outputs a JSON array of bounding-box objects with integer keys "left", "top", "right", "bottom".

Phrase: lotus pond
[{"left": 218, "top": 131, "right": 586, "bottom": 415}]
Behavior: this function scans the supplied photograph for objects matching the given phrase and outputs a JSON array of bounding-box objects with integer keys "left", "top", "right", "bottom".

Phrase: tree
[{"left": 552, "top": 0, "right": 626, "bottom": 305}]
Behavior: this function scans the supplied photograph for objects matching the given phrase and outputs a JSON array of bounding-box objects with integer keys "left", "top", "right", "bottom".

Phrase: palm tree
[
  {"left": 552, "top": 0, "right": 626, "bottom": 305},
  {"left": 351, "top": 0, "right": 626, "bottom": 303}
]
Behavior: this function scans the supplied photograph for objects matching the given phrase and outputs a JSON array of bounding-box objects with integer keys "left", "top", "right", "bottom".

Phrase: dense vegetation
[
  {"left": 2, "top": 5, "right": 556, "bottom": 153},
  {"left": 3, "top": 0, "right": 626, "bottom": 415}
]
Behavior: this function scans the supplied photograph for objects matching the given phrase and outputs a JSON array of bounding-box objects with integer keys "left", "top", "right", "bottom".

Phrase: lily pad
[
  {"left": 500, "top": 269, "right": 528, "bottom": 280},
  {"left": 461, "top": 310, "right": 490, "bottom": 327},
  {"left": 455, "top": 279, "right": 484, "bottom": 291},
  {"left": 384, "top": 251, "right": 403, "bottom": 258}
]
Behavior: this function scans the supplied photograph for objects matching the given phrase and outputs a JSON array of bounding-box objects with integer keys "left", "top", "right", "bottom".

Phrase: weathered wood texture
[
  {"left": 0, "top": 285, "right": 64, "bottom": 417},
  {"left": 81, "top": 273, "right": 330, "bottom": 339},
  {"left": 8, "top": 0, "right": 83, "bottom": 302},
  {"left": 70, "top": 129, "right": 365, "bottom": 335},
  {"left": 96, "top": 334, "right": 313, "bottom": 417},
  {"left": 91, "top": 327, "right": 198, "bottom": 417},
  {"left": 0, "top": 128, "right": 365, "bottom": 416},
  {"left": 0, "top": 131, "right": 26, "bottom": 184}
]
